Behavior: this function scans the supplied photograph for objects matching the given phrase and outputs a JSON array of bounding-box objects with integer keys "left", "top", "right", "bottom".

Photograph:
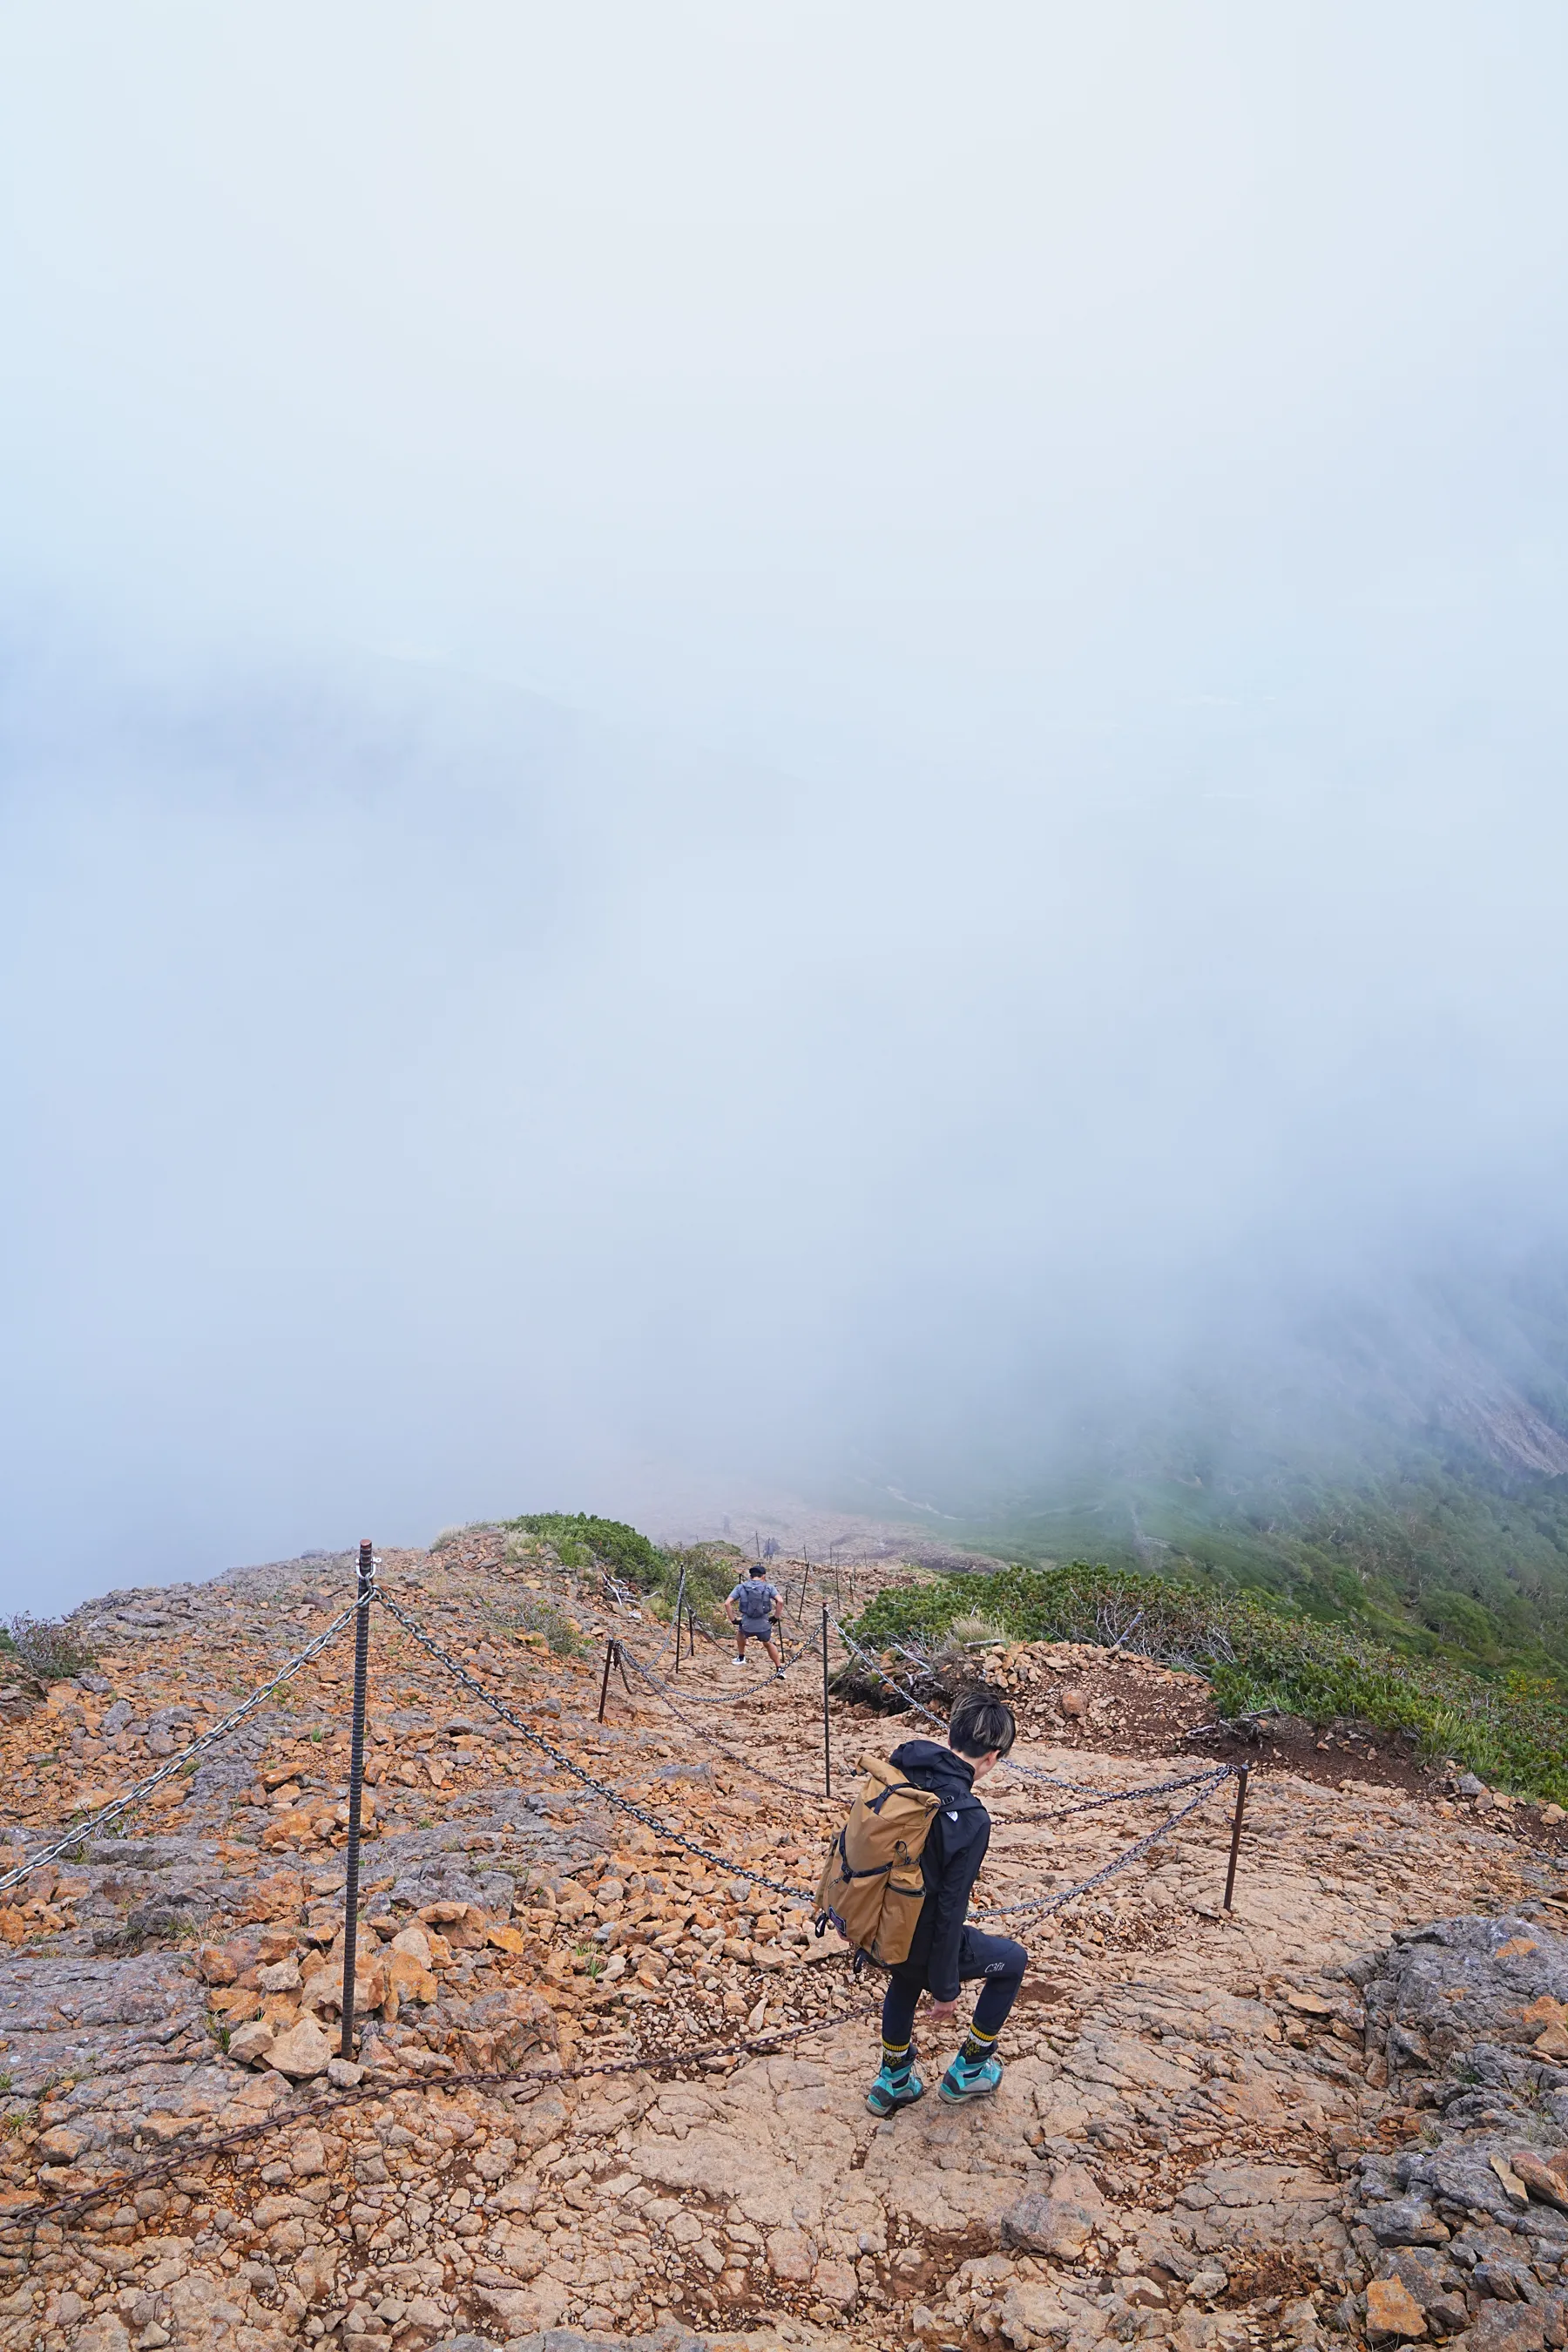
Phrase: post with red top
[
  {"left": 821, "top": 1604, "right": 832, "bottom": 1800},
  {"left": 340, "top": 1539, "right": 376, "bottom": 2058},
  {"left": 1222, "top": 1765, "right": 1249, "bottom": 1912}
]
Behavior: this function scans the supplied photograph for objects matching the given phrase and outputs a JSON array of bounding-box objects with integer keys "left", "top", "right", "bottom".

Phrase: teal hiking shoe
[
  {"left": 938, "top": 2051, "right": 1003, "bottom": 2104},
  {"left": 866, "top": 2060, "right": 925, "bottom": 2117}
]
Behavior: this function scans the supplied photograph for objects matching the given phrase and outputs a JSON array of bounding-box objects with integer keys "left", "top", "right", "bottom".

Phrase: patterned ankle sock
[
  {"left": 881, "top": 2038, "right": 913, "bottom": 2078},
  {"left": 959, "top": 2024, "right": 999, "bottom": 2067}
]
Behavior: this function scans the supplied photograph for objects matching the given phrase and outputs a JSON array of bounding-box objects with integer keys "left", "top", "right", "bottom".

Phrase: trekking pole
[
  {"left": 821, "top": 1604, "right": 832, "bottom": 1800},
  {"left": 597, "top": 1637, "right": 618, "bottom": 1725},
  {"left": 1222, "top": 1765, "right": 1249, "bottom": 1911},
  {"left": 339, "top": 1538, "right": 375, "bottom": 2059}
]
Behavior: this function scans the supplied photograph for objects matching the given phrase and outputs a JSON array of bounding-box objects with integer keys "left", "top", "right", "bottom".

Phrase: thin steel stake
[
  {"left": 339, "top": 1539, "right": 376, "bottom": 2059},
  {"left": 796, "top": 1552, "right": 809, "bottom": 1624},
  {"left": 1222, "top": 1765, "right": 1249, "bottom": 1911},
  {"left": 598, "top": 1638, "right": 617, "bottom": 1724},
  {"left": 672, "top": 1566, "right": 686, "bottom": 1675},
  {"left": 821, "top": 1604, "right": 832, "bottom": 1800}
]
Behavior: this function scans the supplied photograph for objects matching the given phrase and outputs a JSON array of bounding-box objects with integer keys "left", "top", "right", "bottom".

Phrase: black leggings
[{"left": 881, "top": 1925, "right": 1028, "bottom": 2048}]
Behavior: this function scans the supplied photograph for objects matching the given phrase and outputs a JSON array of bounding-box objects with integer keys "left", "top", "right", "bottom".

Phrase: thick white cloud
[{"left": 2, "top": 6, "right": 1566, "bottom": 1597}]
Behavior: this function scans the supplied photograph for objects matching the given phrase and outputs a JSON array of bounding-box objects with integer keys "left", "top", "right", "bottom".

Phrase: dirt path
[{"left": 0, "top": 1540, "right": 1563, "bottom": 2352}]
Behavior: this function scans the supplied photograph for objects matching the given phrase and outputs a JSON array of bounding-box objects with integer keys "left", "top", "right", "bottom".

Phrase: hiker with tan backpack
[{"left": 814, "top": 1685, "right": 1026, "bottom": 2112}]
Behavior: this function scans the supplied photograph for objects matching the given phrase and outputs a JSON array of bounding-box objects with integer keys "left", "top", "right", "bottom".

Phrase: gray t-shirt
[{"left": 730, "top": 1578, "right": 781, "bottom": 1628}]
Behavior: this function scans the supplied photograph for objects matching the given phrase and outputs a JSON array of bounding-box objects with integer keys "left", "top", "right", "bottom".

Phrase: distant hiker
[
  {"left": 862, "top": 1686, "right": 1024, "bottom": 2112},
  {"left": 726, "top": 1564, "right": 785, "bottom": 1677}
]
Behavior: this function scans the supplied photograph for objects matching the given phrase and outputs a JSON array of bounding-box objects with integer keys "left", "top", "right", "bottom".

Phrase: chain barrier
[
  {"left": 382, "top": 1589, "right": 1235, "bottom": 1931},
  {"left": 609, "top": 1634, "right": 771, "bottom": 1708},
  {"left": 615, "top": 1639, "right": 826, "bottom": 1802},
  {"left": 375, "top": 1591, "right": 815, "bottom": 1903},
  {"left": 0, "top": 1586, "right": 1247, "bottom": 2240},
  {"left": 0, "top": 1994, "right": 882, "bottom": 2238},
  {"left": 615, "top": 1632, "right": 786, "bottom": 1713},
  {"left": 972, "top": 1767, "right": 1236, "bottom": 1921},
  {"left": 0, "top": 1603, "right": 360, "bottom": 1899},
  {"left": 990, "top": 1763, "right": 1238, "bottom": 1829}
]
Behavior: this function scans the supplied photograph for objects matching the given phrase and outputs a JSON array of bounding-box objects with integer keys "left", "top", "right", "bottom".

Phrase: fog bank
[{"left": 3, "top": 7, "right": 1568, "bottom": 1599}]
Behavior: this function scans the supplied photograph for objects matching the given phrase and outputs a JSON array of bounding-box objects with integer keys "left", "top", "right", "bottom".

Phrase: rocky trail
[{"left": 1, "top": 1533, "right": 1566, "bottom": 2352}]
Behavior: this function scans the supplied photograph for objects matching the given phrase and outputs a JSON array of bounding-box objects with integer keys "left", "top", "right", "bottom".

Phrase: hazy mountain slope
[{"left": 847, "top": 1257, "right": 1568, "bottom": 1685}]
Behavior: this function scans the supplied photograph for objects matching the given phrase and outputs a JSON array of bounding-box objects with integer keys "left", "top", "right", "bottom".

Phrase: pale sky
[{"left": 3, "top": 7, "right": 1568, "bottom": 1601}]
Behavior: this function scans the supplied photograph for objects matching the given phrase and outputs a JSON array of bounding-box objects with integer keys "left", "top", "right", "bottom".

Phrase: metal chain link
[
  {"left": 0, "top": 1602, "right": 360, "bottom": 1898},
  {"left": 615, "top": 1639, "right": 826, "bottom": 1801},
  {"left": 973, "top": 1767, "right": 1235, "bottom": 1919},
  {"left": 991, "top": 1764, "right": 1239, "bottom": 1828},
  {"left": 0, "top": 1993, "right": 882, "bottom": 2236},
  {"left": 375, "top": 1591, "right": 815, "bottom": 1903},
  {"left": 607, "top": 1636, "right": 772, "bottom": 1708}
]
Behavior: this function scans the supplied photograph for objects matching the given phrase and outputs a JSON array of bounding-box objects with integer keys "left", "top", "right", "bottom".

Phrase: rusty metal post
[
  {"left": 796, "top": 1553, "right": 809, "bottom": 1624},
  {"left": 1223, "top": 1765, "right": 1249, "bottom": 1911},
  {"left": 821, "top": 1605, "right": 832, "bottom": 1800},
  {"left": 339, "top": 1539, "right": 375, "bottom": 2058},
  {"left": 597, "top": 1637, "right": 617, "bottom": 1724},
  {"left": 671, "top": 1565, "right": 686, "bottom": 1675}
]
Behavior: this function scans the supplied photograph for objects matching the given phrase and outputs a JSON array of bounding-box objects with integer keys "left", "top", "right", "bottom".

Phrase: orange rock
[
  {"left": 0, "top": 1909, "right": 28, "bottom": 1944},
  {"left": 262, "top": 1808, "right": 319, "bottom": 1849},
  {"left": 207, "top": 1986, "right": 264, "bottom": 2024},
  {"left": 382, "top": 1944, "right": 437, "bottom": 2021},
  {"left": 1365, "top": 2279, "right": 1426, "bottom": 2339},
  {"left": 1512, "top": 2152, "right": 1568, "bottom": 2212}
]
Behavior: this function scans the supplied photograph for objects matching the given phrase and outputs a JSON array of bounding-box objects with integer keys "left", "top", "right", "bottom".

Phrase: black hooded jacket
[{"left": 887, "top": 1738, "right": 990, "bottom": 2003}]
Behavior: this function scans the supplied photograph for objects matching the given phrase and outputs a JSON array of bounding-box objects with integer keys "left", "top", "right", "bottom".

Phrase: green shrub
[
  {"left": 497, "top": 1596, "right": 587, "bottom": 1657},
  {"left": 504, "top": 1513, "right": 667, "bottom": 1589},
  {"left": 850, "top": 1563, "right": 1568, "bottom": 1804},
  {"left": 2, "top": 1615, "right": 97, "bottom": 1680},
  {"left": 503, "top": 1512, "right": 755, "bottom": 1632}
]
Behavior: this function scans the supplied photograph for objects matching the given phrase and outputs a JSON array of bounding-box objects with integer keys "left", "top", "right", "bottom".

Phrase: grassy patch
[
  {"left": 494, "top": 1596, "right": 587, "bottom": 1658},
  {"left": 504, "top": 1512, "right": 666, "bottom": 1586},
  {"left": 0, "top": 1614, "right": 97, "bottom": 1680},
  {"left": 850, "top": 1562, "right": 1568, "bottom": 1804},
  {"left": 501, "top": 1511, "right": 750, "bottom": 1630}
]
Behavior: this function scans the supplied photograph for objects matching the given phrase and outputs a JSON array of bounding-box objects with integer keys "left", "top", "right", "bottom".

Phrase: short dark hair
[
  {"left": 749, "top": 1564, "right": 766, "bottom": 1577},
  {"left": 948, "top": 1685, "right": 1016, "bottom": 1761}
]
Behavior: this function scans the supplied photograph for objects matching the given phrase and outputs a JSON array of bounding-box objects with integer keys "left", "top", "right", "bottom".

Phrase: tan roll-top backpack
[{"left": 813, "top": 1753, "right": 943, "bottom": 1968}]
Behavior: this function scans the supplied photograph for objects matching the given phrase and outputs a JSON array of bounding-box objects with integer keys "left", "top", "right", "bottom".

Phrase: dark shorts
[
  {"left": 882, "top": 1923, "right": 1028, "bottom": 2044},
  {"left": 736, "top": 1624, "right": 777, "bottom": 1644},
  {"left": 889, "top": 1924, "right": 1027, "bottom": 1995}
]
